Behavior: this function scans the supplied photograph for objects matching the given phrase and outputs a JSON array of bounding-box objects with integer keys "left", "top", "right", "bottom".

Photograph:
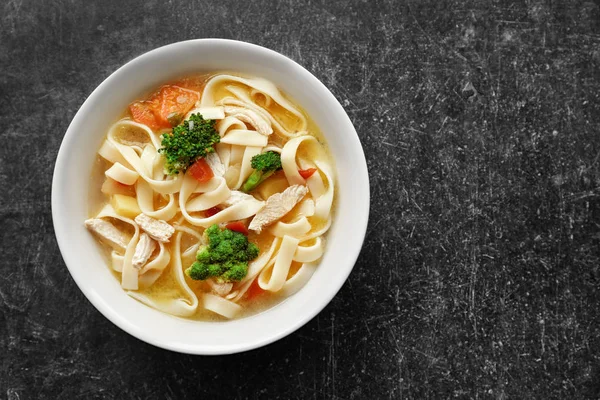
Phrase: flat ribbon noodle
[
  {"left": 98, "top": 139, "right": 131, "bottom": 168},
  {"left": 127, "top": 230, "right": 198, "bottom": 317},
  {"left": 258, "top": 235, "right": 299, "bottom": 292},
  {"left": 281, "top": 135, "right": 335, "bottom": 220},
  {"left": 218, "top": 116, "right": 246, "bottom": 137},
  {"left": 137, "top": 241, "right": 171, "bottom": 288},
  {"left": 111, "top": 252, "right": 124, "bottom": 272},
  {"left": 105, "top": 162, "right": 139, "bottom": 185},
  {"left": 192, "top": 176, "right": 222, "bottom": 193},
  {"left": 185, "top": 177, "right": 231, "bottom": 212},
  {"left": 202, "top": 293, "right": 242, "bottom": 319},
  {"left": 179, "top": 173, "right": 264, "bottom": 227},
  {"left": 96, "top": 204, "right": 140, "bottom": 290},
  {"left": 186, "top": 106, "right": 225, "bottom": 120},
  {"left": 221, "top": 84, "right": 304, "bottom": 139},
  {"left": 252, "top": 238, "right": 320, "bottom": 298},
  {"left": 233, "top": 237, "right": 281, "bottom": 301},
  {"left": 136, "top": 145, "right": 177, "bottom": 220},
  {"left": 215, "top": 143, "right": 231, "bottom": 169},
  {"left": 201, "top": 74, "right": 307, "bottom": 137},
  {"left": 279, "top": 262, "right": 318, "bottom": 298},
  {"left": 299, "top": 217, "right": 332, "bottom": 242},
  {"left": 293, "top": 237, "right": 324, "bottom": 263},
  {"left": 139, "top": 242, "right": 170, "bottom": 275},
  {"left": 290, "top": 198, "right": 315, "bottom": 219},
  {"left": 232, "top": 146, "right": 262, "bottom": 190},
  {"left": 250, "top": 88, "right": 272, "bottom": 108},
  {"left": 112, "top": 229, "right": 171, "bottom": 285},
  {"left": 220, "top": 129, "right": 268, "bottom": 147},
  {"left": 111, "top": 119, "right": 162, "bottom": 149},
  {"left": 107, "top": 120, "right": 182, "bottom": 194},
  {"left": 218, "top": 114, "right": 264, "bottom": 189},
  {"left": 229, "top": 144, "right": 245, "bottom": 166},
  {"left": 176, "top": 225, "right": 205, "bottom": 261},
  {"left": 268, "top": 217, "right": 312, "bottom": 238}
]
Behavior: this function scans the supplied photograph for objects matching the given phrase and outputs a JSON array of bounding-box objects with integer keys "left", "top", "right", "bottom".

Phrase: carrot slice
[
  {"left": 156, "top": 86, "right": 200, "bottom": 128},
  {"left": 205, "top": 206, "right": 221, "bottom": 217},
  {"left": 188, "top": 158, "right": 214, "bottom": 183},
  {"left": 245, "top": 280, "right": 264, "bottom": 300},
  {"left": 128, "top": 85, "right": 200, "bottom": 130},
  {"left": 298, "top": 168, "right": 317, "bottom": 179},
  {"left": 129, "top": 102, "right": 161, "bottom": 130},
  {"left": 225, "top": 221, "right": 248, "bottom": 235}
]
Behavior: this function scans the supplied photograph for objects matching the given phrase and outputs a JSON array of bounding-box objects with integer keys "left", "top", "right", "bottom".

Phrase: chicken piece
[
  {"left": 220, "top": 190, "right": 257, "bottom": 207},
  {"left": 85, "top": 218, "right": 128, "bottom": 251},
  {"left": 132, "top": 233, "right": 157, "bottom": 270},
  {"left": 206, "top": 279, "right": 233, "bottom": 297},
  {"left": 205, "top": 152, "right": 225, "bottom": 177},
  {"left": 248, "top": 185, "right": 308, "bottom": 233},
  {"left": 134, "top": 214, "right": 175, "bottom": 243},
  {"left": 224, "top": 106, "right": 272, "bottom": 136}
]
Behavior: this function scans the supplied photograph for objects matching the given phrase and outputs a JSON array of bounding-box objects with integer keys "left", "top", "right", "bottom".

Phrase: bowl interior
[{"left": 52, "top": 39, "right": 369, "bottom": 354}]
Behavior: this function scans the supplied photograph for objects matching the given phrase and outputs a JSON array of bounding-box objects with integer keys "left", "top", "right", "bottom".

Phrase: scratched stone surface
[{"left": 2, "top": 0, "right": 600, "bottom": 398}]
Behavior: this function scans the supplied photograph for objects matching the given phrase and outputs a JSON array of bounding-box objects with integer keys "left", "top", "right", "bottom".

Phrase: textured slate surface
[{"left": 2, "top": 0, "right": 600, "bottom": 398}]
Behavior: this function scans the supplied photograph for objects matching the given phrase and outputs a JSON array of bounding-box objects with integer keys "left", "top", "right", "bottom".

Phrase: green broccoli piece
[
  {"left": 158, "top": 113, "right": 220, "bottom": 175},
  {"left": 241, "top": 151, "right": 282, "bottom": 192},
  {"left": 245, "top": 242, "right": 259, "bottom": 261},
  {"left": 186, "top": 262, "right": 224, "bottom": 280},
  {"left": 184, "top": 224, "right": 260, "bottom": 282},
  {"left": 221, "top": 261, "right": 248, "bottom": 282},
  {"left": 195, "top": 247, "right": 211, "bottom": 263}
]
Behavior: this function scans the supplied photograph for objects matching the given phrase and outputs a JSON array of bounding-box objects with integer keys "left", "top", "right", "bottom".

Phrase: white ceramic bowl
[{"left": 52, "top": 39, "right": 369, "bottom": 354}]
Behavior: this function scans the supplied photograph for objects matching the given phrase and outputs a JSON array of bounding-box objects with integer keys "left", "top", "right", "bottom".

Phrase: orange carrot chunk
[
  {"left": 205, "top": 206, "right": 221, "bottom": 217},
  {"left": 298, "top": 168, "right": 317, "bottom": 179},
  {"left": 188, "top": 158, "right": 214, "bottom": 183},
  {"left": 129, "top": 102, "right": 161, "bottom": 130},
  {"left": 156, "top": 86, "right": 200, "bottom": 128},
  {"left": 245, "top": 280, "right": 264, "bottom": 300},
  {"left": 225, "top": 221, "right": 249, "bottom": 235},
  {"left": 128, "top": 85, "right": 200, "bottom": 130}
]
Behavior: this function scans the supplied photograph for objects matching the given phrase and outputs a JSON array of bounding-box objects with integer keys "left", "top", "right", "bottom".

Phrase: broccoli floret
[
  {"left": 213, "top": 240, "right": 234, "bottom": 262},
  {"left": 245, "top": 242, "right": 259, "bottom": 261},
  {"left": 184, "top": 224, "right": 260, "bottom": 282},
  {"left": 205, "top": 224, "right": 222, "bottom": 245},
  {"left": 195, "top": 247, "right": 211, "bottom": 263},
  {"left": 186, "top": 261, "right": 225, "bottom": 280},
  {"left": 251, "top": 151, "right": 282, "bottom": 171},
  {"left": 158, "top": 113, "right": 220, "bottom": 175},
  {"left": 230, "top": 233, "right": 249, "bottom": 253},
  {"left": 221, "top": 261, "right": 248, "bottom": 282},
  {"left": 241, "top": 151, "right": 282, "bottom": 192},
  {"left": 186, "top": 262, "right": 206, "bottom": 280}
]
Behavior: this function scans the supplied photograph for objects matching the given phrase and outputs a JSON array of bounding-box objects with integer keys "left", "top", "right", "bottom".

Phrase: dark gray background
[{"left": 2, "top": 0, "right": 600, "bottom": 399}]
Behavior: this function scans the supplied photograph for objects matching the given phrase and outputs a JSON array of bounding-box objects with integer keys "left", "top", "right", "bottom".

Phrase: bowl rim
[{"left": 52, "top": 38, "right": 370, "bottom": 354}]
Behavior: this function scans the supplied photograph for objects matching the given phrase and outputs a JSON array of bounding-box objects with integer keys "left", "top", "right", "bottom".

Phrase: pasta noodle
[{"left": 86, "top": 73, "right": 335, "bottom": 320}]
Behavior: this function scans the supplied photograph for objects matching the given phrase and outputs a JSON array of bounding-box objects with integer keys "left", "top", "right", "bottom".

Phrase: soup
[{"left": 86, "top": 73, "right": 335, "bottom": 320}]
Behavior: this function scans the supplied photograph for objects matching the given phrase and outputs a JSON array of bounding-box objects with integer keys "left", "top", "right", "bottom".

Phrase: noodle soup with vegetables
[{"left": 86, "top": 73, "right": 335, "bottom": 320}]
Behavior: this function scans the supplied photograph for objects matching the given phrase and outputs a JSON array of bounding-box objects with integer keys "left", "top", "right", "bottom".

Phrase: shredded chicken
[
  {"left": 205, "top": 152, "right": 225, "bottom": 177},
  {"left": 85, "top": 218, "right": 127, "bottom": 251},
  {"left": 206, "top": 279, "right": 233, "bottom": 297},
  {"left": 134, "top": 214, "right": 174, "bottom": 243},
  {"left": 224, "top": 105, "right": 273, "bottom": 136},
  {"left": 249, "top": 185, "right": 308, "bottom": 233},
  {"left": 132, "top": 233, "right": 157, "bottom": 269}
]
